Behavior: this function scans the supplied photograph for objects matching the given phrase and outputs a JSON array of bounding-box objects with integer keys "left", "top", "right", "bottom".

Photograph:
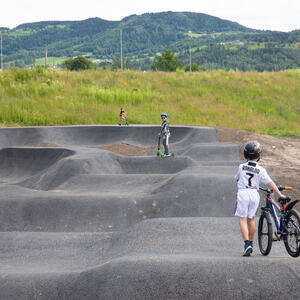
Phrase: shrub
[
  {"left": 151, "top": 50, "right": 182, "bottom": 72},
  {"left": 185, "top": 63, "right": 200, "bottom": 72},
  {"left": 62, "top": 56, "right": 93, "bottom": 71}
]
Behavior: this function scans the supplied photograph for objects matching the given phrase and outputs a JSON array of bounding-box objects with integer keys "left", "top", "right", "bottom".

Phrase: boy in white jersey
[{"left": 235, "top": 141, "right": 287, "bottom": 256}]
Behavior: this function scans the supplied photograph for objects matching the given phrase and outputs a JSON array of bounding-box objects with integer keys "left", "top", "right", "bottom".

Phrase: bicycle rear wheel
[
  {"left": 258, "top": 212, "right": 273, "bottom": 255},
  {"left": 284, "top": 209, "right": 300, "bottom": 257}
]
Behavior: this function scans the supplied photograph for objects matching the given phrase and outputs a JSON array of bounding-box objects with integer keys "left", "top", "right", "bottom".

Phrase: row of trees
[
  {"left": 62, "top": 50, "right": 204, "bottom": 72},
  {"left": 66, "top": 49, "right": 289, "bottom": 72}
]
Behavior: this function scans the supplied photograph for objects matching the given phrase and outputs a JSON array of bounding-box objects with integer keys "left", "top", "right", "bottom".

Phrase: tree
[
  {"left": 62, "top": 56, "right": 93, "bottom": 71},
  {"left": 185, "top": 63, "right": 201, "bottom": 72},
  {"left": 151, "top": 49, "right": 182, "bottom": 71}
]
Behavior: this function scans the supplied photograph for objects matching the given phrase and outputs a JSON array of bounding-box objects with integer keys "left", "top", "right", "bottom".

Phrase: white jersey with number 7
[{"left": 235, "top": 161, "right": 272, "bottom": 190}]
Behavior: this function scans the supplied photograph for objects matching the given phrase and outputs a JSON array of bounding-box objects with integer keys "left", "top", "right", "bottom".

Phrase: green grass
[
  {"left": 34, "top": 57, "right": 68, "bottom": 67},
  {"left": 0, "top": 67, "right": 300, "bottom": 135}
]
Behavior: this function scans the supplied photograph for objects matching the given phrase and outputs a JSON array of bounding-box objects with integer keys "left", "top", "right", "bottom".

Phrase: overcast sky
[{"left": 1, "top": 0, "right": 299, "bottom": 32}]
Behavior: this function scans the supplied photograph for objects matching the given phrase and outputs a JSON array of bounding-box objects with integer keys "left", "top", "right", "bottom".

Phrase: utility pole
[
  {"left": 188, "top": 31, "right": 192, "bottom": 72},
  {"left": 0, "top": 33, "right": 3, "bottom": 71},
  {"left": 45, "top": 47, "right": 48, "bottom": 67},
  {"left": 120, "top": 29, "right": 123, "bottom": 71},
  {"left": 189, "top": 45, "right": 192, "bottom": 72}
]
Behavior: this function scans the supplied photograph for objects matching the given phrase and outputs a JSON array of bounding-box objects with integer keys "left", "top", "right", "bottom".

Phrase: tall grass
[{"left": 0, "top": 67, "right": 299, "bottom": 135}]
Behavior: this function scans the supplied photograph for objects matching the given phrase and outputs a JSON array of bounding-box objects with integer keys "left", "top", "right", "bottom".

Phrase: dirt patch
[
  {"left": 93, "top": 143, "right": 156, "bottom": 156},
  {"left": 217, "top": 127, "right": 300, "bottom": 209}
]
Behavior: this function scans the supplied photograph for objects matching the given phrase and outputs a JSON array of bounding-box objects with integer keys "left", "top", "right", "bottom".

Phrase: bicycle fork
[{"left": 264, "top": 197, "right": 285, "bottom": 241}]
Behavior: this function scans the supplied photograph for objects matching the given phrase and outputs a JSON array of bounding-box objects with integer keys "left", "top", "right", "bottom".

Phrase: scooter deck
[
  {"left": 161, "top": 153, "right": 175, "bottom": 158},
  {"left": 157, "top": 151, "right": 175, "bottom": 157}
]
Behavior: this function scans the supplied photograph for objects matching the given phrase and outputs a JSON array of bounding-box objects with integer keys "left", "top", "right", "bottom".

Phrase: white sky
[{"left": 1, "top": 0, "right": 299, "bottom": 32}]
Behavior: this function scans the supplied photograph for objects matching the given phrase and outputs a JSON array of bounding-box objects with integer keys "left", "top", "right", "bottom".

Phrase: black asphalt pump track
[{"left": 0, "top": 125, "right": 299, "bottom": 300}]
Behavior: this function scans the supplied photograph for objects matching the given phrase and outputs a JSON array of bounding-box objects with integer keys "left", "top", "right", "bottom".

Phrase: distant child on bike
[
  {"left": 234, "top": 141, "right": 287, "bottom": 256},
  {"left": 158, "top": 112, "right": 171, "bottom": 157}
]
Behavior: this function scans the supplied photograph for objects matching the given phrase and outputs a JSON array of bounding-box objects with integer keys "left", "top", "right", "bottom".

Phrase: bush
[
  {"left": 62, "top": 56, "right": 93, "bottom": 71},
  {"left": 12, "top": 67, "right": 36, "bottom": 82},
  {"left": 185, "top": 63, "right": 200, "bottom": 72}
]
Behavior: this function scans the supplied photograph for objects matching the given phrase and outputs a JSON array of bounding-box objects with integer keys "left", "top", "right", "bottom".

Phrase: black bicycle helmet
[{"left": 244, "top": 141, "right": 262, "bottom": 160}]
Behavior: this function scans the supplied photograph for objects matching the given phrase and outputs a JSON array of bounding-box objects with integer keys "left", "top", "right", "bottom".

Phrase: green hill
[
  {"left": 1, "top": 11, "right": 299, "bottom": 71},
  {"left": 0, "top": 68, "right": 299, "bottom": 136}
]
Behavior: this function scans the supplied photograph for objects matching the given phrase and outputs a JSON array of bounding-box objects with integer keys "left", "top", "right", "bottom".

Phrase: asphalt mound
[
  {"left": 0, "top": 125, "right": 299, "bottom": 300},
  {"left": 0, "top": 147, "right": 74, "bottom": 183}
]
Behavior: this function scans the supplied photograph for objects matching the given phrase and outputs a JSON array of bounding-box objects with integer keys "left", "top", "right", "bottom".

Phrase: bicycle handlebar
[
  {"left": 278, "top": 185, "right": 292, "bottom": 191},
  {"left": 259, "top": 186, "right": 292, "bottom": 204},
  {"left": 259, "top": 185, "right": 293, "bottom": 193},
  {"left": 259, "top": 187, "right": 271, "bottom": 193}
]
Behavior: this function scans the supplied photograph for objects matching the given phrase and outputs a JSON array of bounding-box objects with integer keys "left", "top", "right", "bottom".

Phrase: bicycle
[{"left": 258, "top": 185, "right": 300, "bottom": 257}]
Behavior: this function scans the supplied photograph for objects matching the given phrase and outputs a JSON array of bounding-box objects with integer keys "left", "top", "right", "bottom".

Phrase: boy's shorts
[{"left": 234, "top": 189, "right": 260, "bottom": 218}]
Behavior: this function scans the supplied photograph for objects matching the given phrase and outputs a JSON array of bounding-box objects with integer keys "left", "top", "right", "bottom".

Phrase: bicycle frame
[
  {"left": 263, "top": 187, "right": 299, "bottom": 236},
  {"left": 258, "top": 185, "right": 300, "bottom": 257},
  {"left": 265, "top": 194, "right": 286, "bottom": 235}
]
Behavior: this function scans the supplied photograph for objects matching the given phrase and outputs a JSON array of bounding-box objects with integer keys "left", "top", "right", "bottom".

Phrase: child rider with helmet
[
  {"left": 158, "top": 113, "right": 171, "bottom": 157},
  {"left": 234, "top": 141, "right": 288, "bottom": 256}
]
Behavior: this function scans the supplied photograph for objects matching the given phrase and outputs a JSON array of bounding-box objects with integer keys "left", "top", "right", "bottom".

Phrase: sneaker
[
  {"left": 243, "top": 244, "right": 253, "bottom": 257},
  {"left": 163, "top": 153, "right": 171, "bottom": 157}
]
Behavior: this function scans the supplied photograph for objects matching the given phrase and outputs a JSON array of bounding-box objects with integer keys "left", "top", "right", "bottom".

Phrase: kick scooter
[{"left": 157, "top": 136, "right": 174, "bottom": 157}]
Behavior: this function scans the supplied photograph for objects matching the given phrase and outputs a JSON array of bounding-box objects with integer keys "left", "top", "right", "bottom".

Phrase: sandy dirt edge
[{"left": 217, "top": 127, "right": 300, "bottom": 210}]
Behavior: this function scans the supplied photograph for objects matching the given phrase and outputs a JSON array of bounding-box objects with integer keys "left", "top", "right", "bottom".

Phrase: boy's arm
[
  {"left": 234, "top": 166, "right": 240, "bottom": 181},
  {"left": 268, "top": 181, "right": 284, "bottom": 198}
]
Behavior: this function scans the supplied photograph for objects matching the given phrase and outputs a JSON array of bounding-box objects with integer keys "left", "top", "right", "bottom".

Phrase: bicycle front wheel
[
  {"left": 258, "top": 212, "right": 273, "bottom": 255},
  {"left": 284, "top": 209, "right": 300, "bottom": 257}
]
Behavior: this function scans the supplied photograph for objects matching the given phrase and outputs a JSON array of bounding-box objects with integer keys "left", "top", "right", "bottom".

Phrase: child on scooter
[
  {"left": 158, "top": 113, "right": 171, "bottom": 157},
  {"left": 118, "top": 107, "right": 128, "bottom": 125}
]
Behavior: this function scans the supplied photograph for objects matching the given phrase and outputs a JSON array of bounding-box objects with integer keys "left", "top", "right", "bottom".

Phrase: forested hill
[{"left": 1, "top": 11, "right": 300, "bottom": 71}]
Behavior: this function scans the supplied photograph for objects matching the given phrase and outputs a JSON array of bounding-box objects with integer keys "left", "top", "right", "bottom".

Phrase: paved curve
[{"left": 0, "top": 125, "right": 299, "bottom": 300}]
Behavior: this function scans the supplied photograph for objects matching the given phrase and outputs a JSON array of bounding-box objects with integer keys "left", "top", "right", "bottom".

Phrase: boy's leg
[
  {"left": 239, "top": 217, "right": 249, "bottom": 241},
  {"left": 240, "top": 217, "right": 254, "bottom": 256},
  {"left": 247, "top": 191, "right": 260, "bottom": 244},
  {"left": 163, "top": 136, "right": 169, "bottom": 154},
  {"left": 247, "top": 217, "right": 255, "bottom": 242}
]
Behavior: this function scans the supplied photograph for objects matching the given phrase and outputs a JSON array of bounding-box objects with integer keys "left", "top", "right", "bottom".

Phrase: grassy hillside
[{"left": 0, "top": 68, "right": 299, "bottom": 135}]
